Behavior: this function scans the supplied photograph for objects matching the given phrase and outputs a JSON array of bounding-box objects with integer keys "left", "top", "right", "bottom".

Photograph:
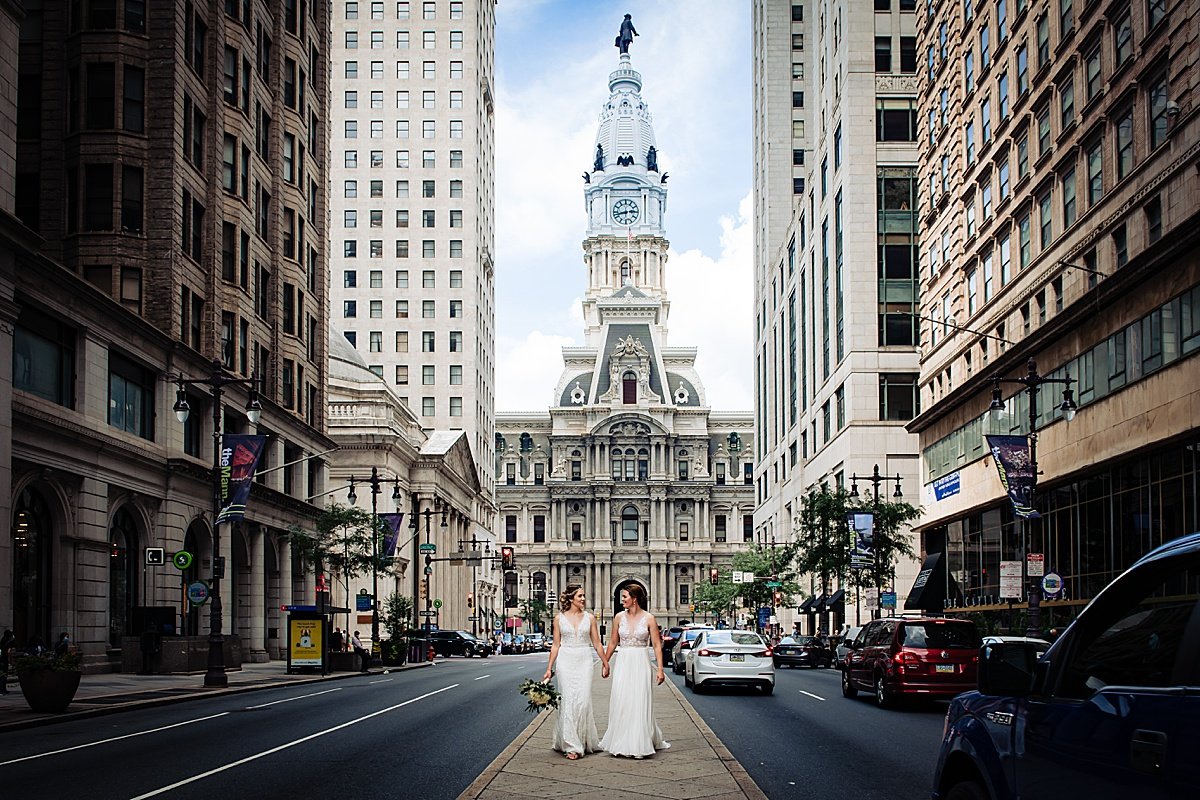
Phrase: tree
[
  {"left": 518, "top": 596, "right": 551, "bottom": 634},
  {"left": 693, "top": 544, "right": 806, "bottom": 628},
  {"left": 287, "top": 503, "right": 392, "bottom": 586},
  {"left": 382, "top": 593, "right": 413, "bottom": 640}
]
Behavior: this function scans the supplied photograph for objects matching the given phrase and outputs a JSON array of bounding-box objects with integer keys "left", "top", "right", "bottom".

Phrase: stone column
[{"left": 246, "top": 525, "right": 267, "bottom": 661}]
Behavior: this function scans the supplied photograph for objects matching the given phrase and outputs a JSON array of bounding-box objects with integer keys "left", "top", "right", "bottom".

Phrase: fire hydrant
[{"left": 427, "top": 642, "right": 436, "bottom": 662}]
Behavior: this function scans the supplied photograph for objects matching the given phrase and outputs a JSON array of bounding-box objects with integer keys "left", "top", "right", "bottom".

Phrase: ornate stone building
[{"left": 494, "top": 48, "right": 754, "bottom": 631}]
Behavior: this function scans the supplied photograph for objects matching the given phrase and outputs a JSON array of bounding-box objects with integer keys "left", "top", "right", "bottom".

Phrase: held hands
[{"left": 601, "top": 662, "right": 610, "bottom": 679}]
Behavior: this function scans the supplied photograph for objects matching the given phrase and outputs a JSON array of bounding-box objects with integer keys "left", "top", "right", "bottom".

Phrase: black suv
[
  {"left": 428, "top": 630, "right": 490, "bottom": 658},
  {"left": 933, "top": 531, "right": 1200, "bottom": 800}
]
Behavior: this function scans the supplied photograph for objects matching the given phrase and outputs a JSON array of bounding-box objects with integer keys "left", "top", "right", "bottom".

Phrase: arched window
[
  {"left": 611, "top": 448, "right": 623, "bottom": 479},
  {"left": 620, "top": 261, "right": 631, "bottom": 283},
  {"left": 622, "top": 371, "right": 637, "bottom": 404},
  {"left": 13, "top": 488, "right": 53, "bottom": 647},
  {"left": 637, "top": 448, "right": 650, "bottom": 481},
  {"left": 109, "top": 508, "right": 139, "bottom": 647},
  {"left": 621, "top": 505, "right": 639, "bottom": 543}
]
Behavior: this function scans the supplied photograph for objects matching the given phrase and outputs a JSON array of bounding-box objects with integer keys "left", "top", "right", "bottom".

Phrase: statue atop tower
[{"left": 615, "top": 14, "right": 638, "bottom": 54}]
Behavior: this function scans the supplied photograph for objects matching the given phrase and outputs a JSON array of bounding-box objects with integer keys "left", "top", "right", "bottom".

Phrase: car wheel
[
  {"left": 684, "top": 667, "right": 693, "bottom": 688},
  {"left": 692, "top": 679, "right": 705, "bottom": 694},
  {"left": 944, "top": 780, "right": 988, "bottom": 800},
  {"left": 772, "top": 659, "right": 780, "bottom": 669},
  {"left": 841, "top": 669, "right": 858, "bottom": 698},
  {"left": 874, "top": 675, "right": 894, "bottom": 709},
  {"left": 761, "top": 682, "right": 774, "bottom": 696}
]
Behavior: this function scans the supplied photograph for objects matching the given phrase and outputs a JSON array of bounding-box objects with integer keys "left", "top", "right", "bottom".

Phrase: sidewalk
[
  {"left": 0, "top": 660, "right": 429, "bottom": 732},
  {"left": 460, "top": 668, "right": 768, "bottom": 800}
]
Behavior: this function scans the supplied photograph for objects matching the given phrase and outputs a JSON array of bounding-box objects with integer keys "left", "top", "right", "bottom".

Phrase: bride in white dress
[
  {"left": 599, "top": 585, "right": 670, "bottom": 758},
  {"left": 543, "top": 585, "right": 610, "bottom": 759}
]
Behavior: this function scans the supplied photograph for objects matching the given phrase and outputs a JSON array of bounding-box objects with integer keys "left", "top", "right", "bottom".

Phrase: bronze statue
[
  {"left": 594, "top": 143, "right": 605, "bottom": 171},
  {"left": 615, "top": 14, "right": 638, "bottom": 54}
]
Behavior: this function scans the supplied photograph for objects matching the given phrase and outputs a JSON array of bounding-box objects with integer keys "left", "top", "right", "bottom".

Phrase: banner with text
[
  {"left": 985, "top": 434, "right": 1041, "bottom": 519},
  {"left": 216, "top": 434, "right": 267, "bottom": 524},
  {"left": 848, "top": 512, "right": 875, "bottom": 570},
  {"left": 380, "top": 513, "right": 406, "bottom": 558}
]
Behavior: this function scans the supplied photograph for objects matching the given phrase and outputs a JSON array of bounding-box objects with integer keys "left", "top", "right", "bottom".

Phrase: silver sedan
[{"left": 684, "top": 629, "right": 776, "bottom": 695}]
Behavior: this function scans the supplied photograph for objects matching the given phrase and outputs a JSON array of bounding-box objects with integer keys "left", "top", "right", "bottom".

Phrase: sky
[{"left": 493, "top": 1, "right": 754, "bottom": 412}]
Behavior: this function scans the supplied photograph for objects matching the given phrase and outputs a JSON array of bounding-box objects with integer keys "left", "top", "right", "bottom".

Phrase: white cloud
[{"left": 495, "top": 326, "right": 579, "bottom": 412}]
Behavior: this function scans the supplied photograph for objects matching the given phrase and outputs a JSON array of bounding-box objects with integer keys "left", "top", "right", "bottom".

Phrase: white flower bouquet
[{"left": 517, "top": 678, "right": 561, "bottom": 714}]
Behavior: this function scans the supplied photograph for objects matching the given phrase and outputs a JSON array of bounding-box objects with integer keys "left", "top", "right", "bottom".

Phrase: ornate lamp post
[
  {"left": 988, "top": 358, "right": 1077, "bottom": 637},
  {"left": 171, "top": 359, "right": 262, "bottom": 688},
  {"left": 849, "top": 465, "right": 903, "bottom": 620},
  {"left": 346, "top": 467, "right": 401, "bottom": 659}
]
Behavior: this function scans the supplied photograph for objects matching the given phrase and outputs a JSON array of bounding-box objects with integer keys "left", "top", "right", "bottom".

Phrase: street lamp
[
  {"left": 346, "top": 467, "right": 402, "bottom": 659},
  {"left": 849, "top": 465, "right": 903, "bottom": 621},
  {"left": 987, "top": 358, "right": 1076, "bottom": 637},
  {"left": 172, "top": 359, "right": 262, "bottom": 688},
  {"left": 416, "top": 499, "right": 449, "bottom": 638}
]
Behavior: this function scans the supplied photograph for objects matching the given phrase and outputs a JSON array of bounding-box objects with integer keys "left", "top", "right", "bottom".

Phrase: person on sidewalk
[
  {"left": 1, "top": 629, "right": 14, "bottom": 694},
  {"left": 598, "top": 585, "right": 670, "bottom": 759},
  {"left": 542, "top": 584, "right": 609, "bottom": 760},
  {"left": 351, "top": 631, "right": 369, "bottom": 673},
  {"left": 54, "top": 632, "right": 71, "bottom": 656},
  {"left": 330, "top": 627, "right": 344, "bottom": 655}
]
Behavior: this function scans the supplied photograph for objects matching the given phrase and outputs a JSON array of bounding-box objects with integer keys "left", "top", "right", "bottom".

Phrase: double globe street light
[{"left": 345, "top": 467, "right": 402, "bottom": 656}]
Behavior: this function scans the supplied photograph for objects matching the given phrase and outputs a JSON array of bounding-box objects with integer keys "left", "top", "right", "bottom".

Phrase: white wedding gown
[
  {"left": 599, "top": 612, "right": 670, "bottom": 757},
  {"left": 552, "top": 612, "right": 599, "bottom": 756}
]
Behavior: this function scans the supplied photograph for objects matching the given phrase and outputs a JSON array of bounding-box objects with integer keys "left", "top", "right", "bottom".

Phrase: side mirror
[
  {"left": 978, "top": 642, "right": 1039, "bottom": 697},
  {"left": 680, "top": 641, "right": 693, "bottom": 650}
]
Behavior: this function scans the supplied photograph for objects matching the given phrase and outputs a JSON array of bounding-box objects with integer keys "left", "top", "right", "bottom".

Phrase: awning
[
  {"left": 824, "top": 589, "right": 845, "bottom": 612},
  {"left": 798, "top": 596, "right": 817, "bottom": 613},
  {"left": 505, "top": 616, "right": 523, "bottom": 628},
  {"left": 905, "top": 551, "right": 947, "bottom": 612},
  {"left": 810, "top": 594, "right": 827, "bottom": 613}
]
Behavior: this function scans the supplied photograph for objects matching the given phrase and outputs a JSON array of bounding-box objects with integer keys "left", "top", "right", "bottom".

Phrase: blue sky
[{"left": 493, "top": 1, "right": 754, "bottom": 412}]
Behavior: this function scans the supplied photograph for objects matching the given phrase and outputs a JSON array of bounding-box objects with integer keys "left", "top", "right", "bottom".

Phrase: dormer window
[{"left": 622, "top": 371, "right": 637, "bottom": 403}]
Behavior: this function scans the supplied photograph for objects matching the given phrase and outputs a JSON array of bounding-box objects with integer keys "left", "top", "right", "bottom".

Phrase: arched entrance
[
  {"left": 612, "top": 578, "right": 648, "bottom": 617},
  {"left": 182, "top": 520, "right": 207, "bottom": 635},
  {"left": 108, "top": 507, "right": 140, "bottom": 647},
  {"left": 12, "top": 488, "right": 54, "bottom": 647}
]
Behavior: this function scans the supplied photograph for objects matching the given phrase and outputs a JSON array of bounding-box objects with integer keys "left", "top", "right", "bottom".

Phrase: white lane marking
[
  {"left": 799, "top": 690, "right": 825, "bottom": 701},
  {"left": 474, "top": 675, "right": 490, "bottom": 680},
  {"left": 368, "top": 679, "right": 393, "bottom": 684},
  {"left": 0, "top": 713, "right": 230, "bottom": 767},
  {"left": 129, "top": 685, "right": 459, "bottom": 799},
  {"left": 246, "top": 688, "right": 343, "bottom": 709}
]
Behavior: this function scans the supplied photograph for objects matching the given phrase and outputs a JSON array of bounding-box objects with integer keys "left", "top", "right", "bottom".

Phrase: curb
[
  {"left": 663, "top": 678, "right": 770, "bottom": 800},
  {"left": 0, "top": 662, "right": 434, "bottom": 733},
  {"left": 456, "top": 708, "right": 551, "bottom": 800}
]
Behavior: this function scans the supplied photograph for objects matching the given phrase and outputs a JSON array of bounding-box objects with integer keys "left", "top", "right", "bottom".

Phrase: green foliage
[
  {"left": 518, "top": 597, "right": 551, "bottom": 633},
  {"left": 382, "top": 593, "right": 413, "bottom": 641},
  {"left": 288, "top": 502, "right": 395, "bottom": 583},
  {"left": 694, "top": 543, "right": 807, "bottom": 620},
  {"left": 15, "top": 652, "right": 81, "bottom": 672}
]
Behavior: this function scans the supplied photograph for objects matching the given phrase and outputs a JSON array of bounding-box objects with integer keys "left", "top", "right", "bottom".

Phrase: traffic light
[
  {"left": 501, "top": 546, "right": 514, "bottom": 569},
  {"left": 773, "top": 590, "right": 783, "bottom": 607},
  {"left": 467, "top": 592, "right": 474, "bottom": 609},
  {"left": 709, "top": 567, "right": 719, "bottom": 585}
]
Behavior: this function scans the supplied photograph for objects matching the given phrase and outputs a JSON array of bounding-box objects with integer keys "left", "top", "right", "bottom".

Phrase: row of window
[
  {"left": 343, "top": 268, "right": 463, "bottom": 288},
  {"left": 343, "top": 118, "right": 465, "bottom": 139},
  {"left": 344, "top": 178, "right": 464, "bottom": 198},
  {"left": 500, "top": 513, "right": 757, "bottom": 544},
  {"left": 341, "top": 238, "right": 463, "bottom": 258},
  {"left": 342, "top": 208, "right": 463, "bottom": 227},
  {"left": 343, "top": 329, "right": 463, "bottom": 352},
  {"left": 344, "top": 59, "right": 464, "bottom": 80},
  {"left": 344, "top": 148, "right": 464, "bottom": 168},
  {"left": 343, "top": 29, "right": 465, "bottom": 49},
  {"left": 345, "top": 1, "right": 464, "bottom": 21},
  {"left": 344, "top": 89, "right": 465, "bottom": 110},
  {"left": 343, "top": 298, "right": 464, "bottom": 318}
]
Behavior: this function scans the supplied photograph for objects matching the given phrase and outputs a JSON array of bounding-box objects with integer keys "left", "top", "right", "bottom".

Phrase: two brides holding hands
[{"left": 542, "top": 583, "right": 670, "bottom": 760}]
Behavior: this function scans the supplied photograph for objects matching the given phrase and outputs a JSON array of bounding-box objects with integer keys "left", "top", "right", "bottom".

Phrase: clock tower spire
[{"left": 581, "top": 49, "right": 670, "bottom": 321}]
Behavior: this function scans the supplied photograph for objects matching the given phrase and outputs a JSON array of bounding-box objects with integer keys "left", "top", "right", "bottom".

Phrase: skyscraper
[{"left": 328, "top": 0, "right": 497, "bottom": 497}]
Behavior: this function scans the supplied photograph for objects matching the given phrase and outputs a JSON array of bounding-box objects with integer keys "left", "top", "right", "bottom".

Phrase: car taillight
[
  {"left": 750, "top": 648, "right": 772, "bottom": 657},
  {"left": 894, "top": 651, "right": 920, "bottom": 666},
  {"left": 697, "top": 648, "right": 715, "bottom": 657}
]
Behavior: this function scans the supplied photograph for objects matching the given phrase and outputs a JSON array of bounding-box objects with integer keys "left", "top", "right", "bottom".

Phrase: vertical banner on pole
[
  {"left": 848, "top": 512, "right": 875, "bottom": 570},
  {"left": 380, "top": 513, "right": 405, "bottom": 558},
  {"left": 216, "top": 434, "right": 267, "bottom": 523},
  {"left": 985, "top": 435, "right": 1041, "bottom": 519}
]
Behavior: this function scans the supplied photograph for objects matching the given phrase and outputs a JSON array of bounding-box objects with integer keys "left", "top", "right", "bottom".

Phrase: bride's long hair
[
  {"left": 624, "top": 583, "right": 647, "bottom": 611},
  {"left": 559, "top": 584, "right": 584, "bottom": 612}
]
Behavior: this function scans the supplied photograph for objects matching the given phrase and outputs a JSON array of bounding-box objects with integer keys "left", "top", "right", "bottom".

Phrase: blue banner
[
  {"left": 932, "top": 471, "right": 961, "bottom": 501},
  {"left": 380, "top": 513, "right": 405, "bottom": 558},
  {"left": 216, "top": 434, "right": 267, "bottom": 524}
]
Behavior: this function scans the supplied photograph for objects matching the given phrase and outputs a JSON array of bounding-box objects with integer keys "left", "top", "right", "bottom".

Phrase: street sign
[
  {"left": 467, "top": 615, "right": 479, "bottom": 622},
  {"left": 881, "top": 592, "right": 897, "bottom": 608},
  {"left": 732, "top": 570, "right": 744, "bottom": 584},
  {"left": 766, "top": 581, "right": 782, "bottom": 588},
  {"left": 757, "top": 607, "right": 771, "bottom": 628},
  {"left": 494, "top": 621, "right": 503, "bottom": 631},
  {"left": 145, "top": 547, "right": 165, "bottom": 566},
  {"left": 1041, "top": 571, "right": 1064, "bottom": 597},
  {"left": 186, "top": 581, "right": 210, "bottom": 606},
  {"left": 419, "top": 543, "right": 437, "bottom": 553},
  {"left": 1000, "top": 560, "right": 1024, "bottom": 599},
  {"left": 433, "top": 599, "right": 442, "bottom": 609},
  {"left": 419, "top": 610, "right": 437, "bottom": 618},
  {"left": 743, "top": 572, "right": 756, "bottom": 583},
  {"left": 171, "top": 550, "right": 193, "bottom": 570},
  {"left": 356, "top": 594, "right": 373, "bottom": 611},
  {"left": 1027, "top": 553, "right": 1045, "bottom": 577}
]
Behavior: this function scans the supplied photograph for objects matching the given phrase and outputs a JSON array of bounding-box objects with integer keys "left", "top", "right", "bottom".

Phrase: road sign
[
  {"left": 419, "top": 543, "right": 437, "bottom": 553},
  {"left": 881, "top": 592, "right": 897, "bottom": 608},
  {"left": 145, "top": 547, "right": 165, "bottom": 566},
  {"left": 732, "top": 570, "right": 744, "bottom": 584},
  {"left": 467, "top": 615, "right": 479, "bottom": 622},
  {"left": 419, "top": 610, "right": 438, "bottom": 618},
  {"left": 186, "top": 581, "right": 210, "bottom": 606},
  {"left": 433, "top": 599, "right": 442, "bottom": 609},
  {"left": 757, "top": 607, "right": 771, "bottom": 628},
  {"left": 1000, "top": 560, "right": 1024, "bottom": 599},
  {"left": 494, "top": 621, "right": 503, "bottom": 631},
  {"left": 172, "top": 550, "right": 193, "bottom": 570},
  {"left": 766, "top": 581, "right": 782, "bottom": 588},
  {"left": 1041, "top": 571, "right": 1063, "bottom": 597},
  {"left": 1027, "top": 553, "right": 1045, "bottom": 577},
  {"left": 743, "top": 572, "right": 756, "bottom": 583}
]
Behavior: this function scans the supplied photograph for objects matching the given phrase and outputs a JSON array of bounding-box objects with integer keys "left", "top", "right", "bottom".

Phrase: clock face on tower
[{"left": 612, "top": 198, "right": 640, "bottom": 225}]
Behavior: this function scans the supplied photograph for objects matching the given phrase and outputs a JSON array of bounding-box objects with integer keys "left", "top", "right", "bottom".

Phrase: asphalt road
[
  {"left": 668, "top": 663, "right": 947, "bottom": 800},
  {"left": 0, "top": 654, "right": 548, "bottom": 800}
]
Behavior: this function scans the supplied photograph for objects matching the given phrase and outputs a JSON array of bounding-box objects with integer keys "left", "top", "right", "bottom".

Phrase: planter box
[{"left": 18, "top": 669, "right": 82, "bottom": 713}]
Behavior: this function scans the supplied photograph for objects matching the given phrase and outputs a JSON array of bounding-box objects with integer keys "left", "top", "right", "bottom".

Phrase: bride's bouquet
[{"left": 517, "top": 678, "right": 560, "bottom": 714}]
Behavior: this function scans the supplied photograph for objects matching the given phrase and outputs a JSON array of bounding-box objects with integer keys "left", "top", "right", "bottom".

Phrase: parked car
[
  {"left": 773, "top": 635, "right": 832, "bottom": 668},
  {"left": 842, "top": 616, "right": 980, "bottom": 707},
  {"left": 933, "top": 531, "right": 1200, "bottom": 800},
  {"left": 525, "top": 633, "right": 547, "bottom": 651},
  {"left": 685, "top": 629, "right": 775, "bottom": 695},
  {"left": 671, "top": 626, "right": 714, "bottom": 674},
  {"left": 661, "top": 626, "right": 686, "bottom": 664},
  {"left": 428, "top": 630, "right": 491, "bottom": 658},
  {"left": 500, "top": 634, "right": 526, "bottom": 654},
  {"left": 834, "top": 625, "right": 863, "bottom": 670}
]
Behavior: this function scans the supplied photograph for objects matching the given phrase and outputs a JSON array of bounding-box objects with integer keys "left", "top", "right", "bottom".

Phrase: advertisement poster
[
  {"left": 289, "top": 619, "right": 323, "bottom": 666},
  {"left": 216, "top": 434, "right": 267, "bottom": 524},
  {"left": 848, "top": 512, "right": 875, "bottom": 570},
  {"left": 985, "top": 434, "right": 1041, "bottom": 519}
]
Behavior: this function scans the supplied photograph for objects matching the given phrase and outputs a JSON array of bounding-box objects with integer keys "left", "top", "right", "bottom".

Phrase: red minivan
[{"left": 842, "top": 617, "right": 980, "bottom": 707}]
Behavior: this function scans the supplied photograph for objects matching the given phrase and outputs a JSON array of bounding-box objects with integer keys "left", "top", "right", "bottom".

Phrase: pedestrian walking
[
  {"left": 351, "top": 631, "right": 369, "bottom": 673},
  {"left": 1, "top": 629, "right": 15, "bottom": 694},
  {"left": 330, "top": 627, "right": 344, "bottom": 654},
  {"left": 54, "top": 632, "right": 71, "bottom": 656}
]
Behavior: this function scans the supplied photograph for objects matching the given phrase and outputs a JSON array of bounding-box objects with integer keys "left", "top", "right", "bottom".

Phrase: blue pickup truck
[{"left": 932, "top": 531, "right": 1200, "bottom": 800}]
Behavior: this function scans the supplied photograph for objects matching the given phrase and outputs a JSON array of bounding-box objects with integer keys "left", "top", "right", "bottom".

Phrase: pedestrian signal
[
  {"left": 709, "top": 568, "right": 719, "bottom": 585},
  {"left": 501, "top": 546, "right": 514, "bottom": 569}
]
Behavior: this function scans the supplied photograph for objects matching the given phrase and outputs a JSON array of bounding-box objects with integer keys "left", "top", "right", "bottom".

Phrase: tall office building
[
  {"left": 912, "top": 0, "right": 1200, "bottom": 617},
  {"left": 3, "top": 1, "right": 335, "bottom": 664},
  {"left": 328, "top": 0, "right": 497, "bottom": 499},
  {"left": 494, "top": 46, "right": 755, "bottom": 629},
  {"left": 751, "top": 0, "right": 924, "bottom": 630}
]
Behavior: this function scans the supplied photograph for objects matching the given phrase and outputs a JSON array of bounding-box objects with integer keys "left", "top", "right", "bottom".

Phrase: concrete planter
[{"left": 18, "top": 668, "right": 82, "bottom": 713}]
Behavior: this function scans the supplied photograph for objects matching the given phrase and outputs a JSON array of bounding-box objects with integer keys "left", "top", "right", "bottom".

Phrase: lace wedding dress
[
  {"left": 552, "top": 612, "right": 599, "bottom": 756},
  {"left": 598, "top": 612, "right": 670, "bottom": 757}
]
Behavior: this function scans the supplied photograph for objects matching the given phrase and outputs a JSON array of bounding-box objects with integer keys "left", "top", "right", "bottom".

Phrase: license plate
[
  {"left": 729, "top": 654, "right": 745, "bottom": 663},
  {"left": 935, "top": 664, "right": 955, "bottom": 673}
]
